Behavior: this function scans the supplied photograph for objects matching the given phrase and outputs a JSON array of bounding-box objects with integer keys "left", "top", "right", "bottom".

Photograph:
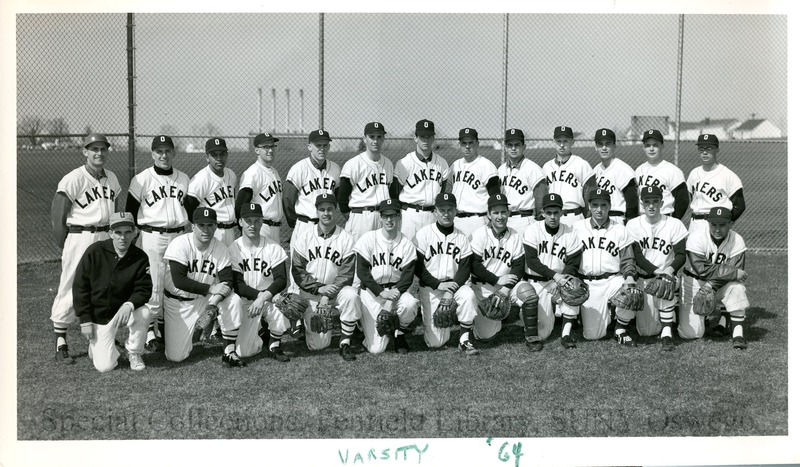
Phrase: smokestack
[
  {"left": 285, "top": 88, "right": 291, "bottom": 134},
  {"left": 271, "top": 88, "right": 276, "bottom": 134},
  {"left": 257, "top": 87, "right": 263, "bottom": 133},
  {"left": 299, "top": 89, "right": 304, "bottom": 134}
]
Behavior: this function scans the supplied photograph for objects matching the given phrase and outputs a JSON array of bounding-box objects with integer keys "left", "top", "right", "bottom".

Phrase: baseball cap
[
  {"left": 308, "top": 129, "right": 332, "bottom": 144},
  {"left": 553, "top": 126, "right": 574, "bottom": 139},
  {"left": 640, "top": 186, "right": 663, "bottom": 200},
  {"left": 109, "top": 212, "right": 135, "bottom": 229},
  {"left": 587, "top": 189, "right": 611, "bottom": 203},
  {"left": 458, "top": 128, "right": 478, "bottom": 142},
  {"left": 696, "top": 133, "right": 720, "bottom": 147},
  {"left": 415, "top": 119, "right": 435, "bottom": 137},
  {"left": 541, "top": 193, "right": 563, "bottom": 209},
  {"left": 254, "top": 132, "right": 280, "bottom": 147},
  {"left": 594, "top": 128, "right": 616, "bottom": 144},
  {"left": 83, "top": 133, "right": 110, "bottom": 148},
  {"left": 435, "top": 192, "right": 457, "bottom": 208},
  {"left": 205, "top": 137, "right": 227, "bottom": 152},
  {"left": 487, "top": 193, "right": 510, "bottom": 210},
  {"left": 707, "top": 206, "right": 732, "bottom": 222},
  {"left": 505, "top": 128, "right": 524, "bottom": 143},
  {"left": 151, "top": 135, "right": 175, "bottom": 150},
  {"left": 378, "top": 199, "right": 400, "bottom": 214},
  {"left": 642, "top": 129, "right": 664, "bottom": 144},
  {"left": 364, "top": 122, "right": 386, "bottom": 136},
  {"left": 315, "top": 193, "right": 336, "bottom": 207},
  {"left": 192, "top": 207, "right": 217, "bottom": 224},
  {"left": 240, "top": 203, "right": 263, "bottom": 218}
]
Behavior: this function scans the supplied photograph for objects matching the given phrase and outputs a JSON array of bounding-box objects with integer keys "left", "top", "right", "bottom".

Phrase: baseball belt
[
  {"left": 68, "top": 225, "right": 109, "bottom": 233},
  {"left": 579, "top": 272, "right": 617, "bottom": 281},
  {"left": 140, "top": 225, "right": 185, "bottom": 234},
  {"left": 296, "top": 215, "right": 319, "bottom": 224},
  {"left": 691, "top": 213, "right": 709, "bottom": 220},
  {"left": 609, "top": 210, "right": 624, "bottom": 217},
  {"left": 562, "top": 207, "right": 584, "bottom": 215},
  {"left": 401, "top": 202, "right": 435, "bottom": 212},
  {"left": 510, "top": 210, "right": 534, "bottom": 217},
  {"left": 524, "top": 274, "right": 549, "bottom": 282},
  {"left": 682, "top": 270, "right": 704, "bottom": 281},
  {"left": 456, "top": 212, "right": 486, "bottom": 218},
  {"left": 361, "top": 281, "right": 397, "bottom": 290},
  {"left": 350, "top": 206, "right": 379, "bottom": 213},
  {"left": 217, "top": 222, "right": 237, "bottom": 229},
  {"left": 164, "top": 290, "right": 193, "bottom": 302},
  {"left": 263, "top": 219, "right": 281, "bottom": 227}
]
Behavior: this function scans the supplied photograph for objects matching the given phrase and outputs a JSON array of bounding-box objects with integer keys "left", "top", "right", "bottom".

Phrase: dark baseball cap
[
  {"left": 151, "top": 135, "right": 175, "bottom": 150},
  {"left": 487, "top": 193, "right": 510, "bottom": 210},
  {"left": 308, "top": 129, "right": 332, "bottom": 144},
  {"left": 505, "top": 128, "right": 524, "bottom": 143},
  {"left": 594, "top": 128, "right": 616, "bottom": 144},
  {"left": 109, "top": 212, "right": 136, "bottom": 229},
  {"left": 435, "top": 192, "right": 457, "bottom": 208},
  {"left": 192, "top": 207, "right": 217, "bottom": 224},
  {"left": 696, "top": 133, "right": 720, "bottom": 147},
  {"left": 541, "top": 193, "right": 563, "bottom": 209},
  {"left": 707, "top": 206, "right": 732, "bottom": 222},
  {"left": 458, "top": 128, "right": 478, "bottom": 141},
  {"left": 315, "top": 193, "right": 336, "bottom": 207},
  {"left": 254, "top": 132, "right": 279, "bottom": 147},
  {"left": 640, "top": 186, "right": 663, "bottom": 200},
  {"left": 642, "top": 129, "right": 664, "bottom": 144},
  {"left": 205, "top": 137, "right": 227, "bottom": 152},
  {"left": 378, "top": 199, "right": 400, "bottom": 215},
  {"left": 364, "top": 122, "right": 386, "bottom": 136},
  {"left": 587, "top": 189, "right": 611, "bottom": 203},
  {"left": 240, "top": 203, "right": 263, "bottom": 218},
  {"left": 415, "top": 119, "right": 435, "bottom": 137},
  {"left": 554, "top": 126, "right": 574, "bottom": 139},
  {"left": 83, "top": 133, "right": 110, "bottom": 148}
]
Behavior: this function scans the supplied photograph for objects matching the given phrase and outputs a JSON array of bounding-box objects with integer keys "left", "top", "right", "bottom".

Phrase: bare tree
[
  {"left": 18, "top": 115, "right": 44, "bottom": 146},
  {"left": 47, "top": 118, "right": 71, "bottom": 146}
]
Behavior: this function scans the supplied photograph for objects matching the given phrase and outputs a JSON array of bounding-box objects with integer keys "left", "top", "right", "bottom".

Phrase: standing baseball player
[
  {"left": 626, "top": 186, "right": 688, "bottom": 350},
  {"left": 393, "top": 119, "right": 450, "bottom": 240},
  {"left": 449, "top": 128, "right": 501, "bottom": 237},
  {"left": 235, "top": 132, "right": 284, "bottom": 243},
  {"left": 125, "top": 134, "right": 190, "bottom": 352},
  {"left": 338, "top": 122, "right": 394, "bottom": 239},
  {"left": 353, "top": 199, "right": 419, "bottom": 354},
  {"left": 636, "top": 129, "right": 690, "bottom": 219},
  {"left": 184, "top": 137, "right": 239, "bottom": 246},
  {"left": 229, "top": 203, "right": 290, "bottom": 361},
  {"left": 498, "top": 128, "right": 547, "bottom": 233},
  {"left": 522, "top": 193, "right": 583, "bottom": 349},
  {"left": 73, "top": 213, "right": 152, "bottom": 372},
  {"left": 572, "top": 189, "right": 639, "bottom": 344},
  {"left": 542, "top": 126, "right": 593, "bottom": 228},
  {"left": 414, "top": 193, "right": 479, "bottom": 354},
  {"left": 162, "top": 207, "right": 245, "bottom": 367},
  {"left": 585, "top": 128, "right": 639, "bottom": 225},
  {"left": 291, "top": 193, "right": 363, "bottom": 361},
  {"left": 50, "top": 133, "right": 121, "bottom": 364},
  {"left": 678, "top": 207, "right": 749, "bottom": 349},
  {"left": 686, "top": 133, "right": 745, "bottom": 234}
]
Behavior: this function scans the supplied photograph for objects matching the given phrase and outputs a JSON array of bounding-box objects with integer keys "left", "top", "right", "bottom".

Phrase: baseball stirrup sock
[
  {"left": 268, "top": 331, "right": 284, "bottom": 348},
  {"left": 730, "top": 314, "right": 745, "bottom": 338},
  {"left": 615, "top": 317, "right": 631, "bottom": 333},
  {"left": 340, "top": 320, "right": 356, "bottom": 338},
  {"left": 562, "top": 317, "right": 576, "bottom": 337}
]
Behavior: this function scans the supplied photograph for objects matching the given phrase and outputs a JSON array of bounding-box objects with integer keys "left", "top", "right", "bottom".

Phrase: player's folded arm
[
  {"left": 706, "top": 252, "right": 746, "bottom": 290},
  {"left": 453, "top": 254, "right": 472, "bottom": 287},
  {"left": 395, "top": 260, "right": 416, "bottom": 294},
  {"left": 619, "top": 244, "right": 638, "bottom": 279},
  {"left": 632, "top": 243, "right": 658, "bottom": 276},
  {"left": 232, "top": 270, "right": 260, "bottom": 301},
  {"left": 332, "top": 254, "right": 356, "bottom": 291},
  {"left": 168, "top": 260, "right": 212, "bottom": 295},
  {"left": 291, "top": 254, "right": 324, "bottom": 295},
  {"left": 265, "top": 259, "right": 289, "bottom": 296},
  {"left": 669, "top": 239, "right": 688, "bottom": 271},
  {"left": 415, "top": 251, "right": 441, "bottom": 289},
  {"left": 523, "top": 244, "right": 557, "bottom": 280},
  {"left": 471, "top": 252, "right": 499, "bottom": 285},
  {"left": 357, "top": 254, "right": 384, "bottom": 296}
]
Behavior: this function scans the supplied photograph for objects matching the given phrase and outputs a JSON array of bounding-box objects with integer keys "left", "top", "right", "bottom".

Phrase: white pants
[
  {"left": 236, "top": 298, "right": 291, "bottom": 358},
  {"left": 528, "top": 279, "right": 580, "bottom": 340},
  {"left": 344, "top": 210, "right": 381, "bottom": 239},
  {"left": 506, "top": 215, "right": 534, "bottom": 234},
  {"left": 163, "top": 293, "right": 243, "bottom": 362},
  {"left": 635, "top": 277, "right": 679, "bottom": 336},
  {"left": 259, "top": 223, "right": 281, "bottom": 244},
  {"left": 138, "top": 230, "right": 183, "bottom": 319},
  {"left": 51, "top": 231, "right": 109, "bottom": 327},
  {"left": 418, "top": 285, "right": 477, "bottom": 348},
  {"left": 360, "top": 288, "right": 419, "bottom": 354},
  {"left": 581, "top": 275, "right": 627, "bottom": 340},
  {"left": 300, "top": 286, "right": 363, "bottom": 351},
  {"left": 87, "top": 306, "right": 149, "bottom": 373},
  {"left": 214, "top": 226, "right": 240, "bottom": 247},
  {"left": 400, "top": 208, "right": 436, "bottom": 241},
  {"left": 678, "top": 275, "right": 749, "bottom": 339},
  {"left": 559, "top": 212, "right": 585, "bottom": 228},
  {"left": 453, "top": 215, "right": 487, "bottom": 238}
]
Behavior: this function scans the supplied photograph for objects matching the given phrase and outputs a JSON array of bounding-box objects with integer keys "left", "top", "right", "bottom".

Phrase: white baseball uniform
[
  {"left": 635, "top": 160, "right": 686, "bottom": 217},
  {"left": 188, "top": 166, "right": 239, "bottom": 246},
  {"left": 51, "top": 166, "right": 121, "bottom": 328},
  {"left": 543, "top": 155, "right": 593, "bottom": 227},
  {"left": 686, "top": 164, "right": 743, "bottom": 234},
  {"left": 593, "top": 158, "right": 636, "bottom": 223},
  {"left": 450, "top": 155, "right": 499, "bottom": 235},
  {"left": 395, "top": 150, "right": 450, "bottom": 240},
  {"left": 239, "top": 162, "right": 284, "bottom": 242},
  {"left": 626, "top": 215, "right": 689, "bottom": 336},
  {"left": 340, "top": 152, "right": 393, "bottom": 238},
  {"left": 499, "top": 158, "right": 546, "bottom": 233},
  {"left": 162, "top": 233, "right": 243, "bottom": 362},
  {"left": 286, "top": 158, "right": 341, "bottom": 249}
]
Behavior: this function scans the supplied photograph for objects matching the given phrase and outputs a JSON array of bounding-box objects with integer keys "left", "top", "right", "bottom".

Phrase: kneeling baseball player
[
  {"left": 229, "top": 203, "right": 291, "bottom": 361},
  {"left": 163, "top": 207, "right": 245, "bottom": 367},
  {"left": 678, "top": 207, "right": 749, "bottom": 349},
  {"left": 291, "top": 194, "right": 364, "bottom": 361},
  {"left": 73, "top": 213, "right": 153, "bottom": 372},
  {"left": 353, "top": 199, "right": 419, "bottom": 354},
  {"left": 414, "top": 193, "right": 479, "bottom": 355}
]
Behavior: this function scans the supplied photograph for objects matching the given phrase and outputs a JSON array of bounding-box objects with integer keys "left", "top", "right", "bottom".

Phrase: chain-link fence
[{"left": 16, "top": 13, "right": 787, "bottom": 264}]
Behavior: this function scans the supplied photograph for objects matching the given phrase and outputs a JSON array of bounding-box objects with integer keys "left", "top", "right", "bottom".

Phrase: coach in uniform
[
  {"left": 73, "top": 212, "right": 152, "bottom": 372},
  {"left": 50, "top": 133, "right": 121, "bottom": 364},
  {"left": 498, "top": 128, "right": 547, "bottom": 233},
  {"left": 542, "top": 126, "right": 593, "bottom": 228},
  {"left": 636, "top": 129, "right": 689, "bottom": 219},
  {"left": 235, "top": 132, "right": 285, "bottom": 243},
  {"left": 585, "top": 128, "right": 638, "bottom": 225},
  {"left": 449, "top": 128, "right": 500, "bottom": 237}
]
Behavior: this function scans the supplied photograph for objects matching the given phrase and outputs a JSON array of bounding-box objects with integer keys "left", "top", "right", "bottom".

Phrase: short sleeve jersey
[
  {"left": 240, "top": 162, "right": 284, "bottom": 222},
  {"left": 470, "top": 225, "right": 524, "bottom": 277},
  {"left": 353, "top": 230, "right": 416, "bottom": 285},
  {"left": 450, "top": 155, "right": 499, "bottom": 214},
  {"left": 394, "top": 151, "right": 450, "bottom": 206},
  {"left": 572, "top": 218, "right": 634, "bottom": 276},
  {"left": 229, "top": 236, "right": 288, "bottom": 291},
  {"left": 163, "top": 233, "right": 232, "bottom": 300},
  {"left": 593, "top": 158, "right": 636, "bottom": 214},
  {"left": 292, "top": 225, "right": 355, "bottom": 285},
  {"left": 542, "top": 155, "right": 593, "bottom": 210},
  {"left": 340, "top": 152, "right": 393, "bottom": 208},
  {"left": 128, "top": 167, "right": 190, "bottom": 228},
  {"left": 187, "top": 166, "right": 238, "bottom": 223},
  {"left": 414, "top": 224, "right": 471, "bottom": 281},
  {"left": 286, "top": 158, "right": 341, "bottom": 219},
  {"left": 57, "top": 166, "right": 121, "bottom": 227},
  {"left": 635, "top": 160, "right": 686, "bottom": 216},
  {"left": 626, "top": 215, "right": 689, "bottom": 271},
  {"left": 498, "top": 158, "right": 546, "bottom": 212},
  {"left": 521, "top": 221, "right": 581, "bottom": 276},
  {"left": 686, "top": 164, "right": 743, "bottom": 215}
]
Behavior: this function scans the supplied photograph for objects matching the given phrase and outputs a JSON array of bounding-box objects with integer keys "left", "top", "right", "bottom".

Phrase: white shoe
[{"left": 128, "top": 352, "right": 145, "bottom": 371}]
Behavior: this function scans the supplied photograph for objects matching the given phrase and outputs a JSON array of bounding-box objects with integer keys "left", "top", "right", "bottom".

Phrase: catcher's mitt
[
  {"left": 309, "top": 300, "right": 338, "bottom": 333},
  {"left": 376, "top": 308, "right": 401, "bottom": 337},
  {"left": 692, "top": 286, "right": 716, "bottom": 316},
  {"left": 644, "top": 274, "right": 676, "bottom": 300},
  {"left": 194, "top": 304, "right": 219, "bottom": 340},
  {"left": 558, "top": 276, "right": 590, "bottom": 306},
  {"left": 273, "top": 292, "right": 309, "bottom": 321},
  {"left": 478, "top": 291, "right": 511, "bottom": 320},
  {"left": 610, "top": 284, "right": 645, "bottom": 311},
  {"left": 433, "top": 295, "right": 458, "bottom": 328}
]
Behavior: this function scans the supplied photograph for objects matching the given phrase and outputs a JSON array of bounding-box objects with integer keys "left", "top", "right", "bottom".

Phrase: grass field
[{"left": 17, "top": 252, "right": 787, "bottom": 441}]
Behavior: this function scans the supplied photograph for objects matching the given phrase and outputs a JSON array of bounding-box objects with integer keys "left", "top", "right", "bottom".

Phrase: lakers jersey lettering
[
  {"left": 424, "top": 242, "right": 462, "bottom": 262},
  {"left": 258, "top": 180, "right": 282, "bottom": 203},
  {"left": 75, "top": 186, "right": 117, "bottom": 209},
  {"left": 307, "top": 246, "right": 344, "bottom": 267},
  {"left": 546, "top": 170, "right": 579, "bottom": 188},
  {"left": 453, "top": 170, "right": 481, "bottom": 189},
  {"left": 371, "top": 252, "right": 405, "bottom": 269},
  {"left": 406, "top": 168, "right": 444, "bottom": 189},
  {"left": 203, "top": 186, "right": 235, "bottom": 207},
  {"left": 500, "top": 174, "right": 529, "bottom": 195},
  {"left": 637, "top": 237, "right": 673, "bottom": 255},
  {"left": 691, "top": 181, "right": 724, "bottom": 203},
  {"left": 355, "top": 173, "right": 390, "bottom": 192},
  {"left": 237, "top": 258, "right": 273, "bottom": 278},
  {"left": 301, "top": 177, "right": 337, "bottom": 196},
  {"left": 638, "top": 175, "right": 667, "bottom": 191},
  {"left": 595, "top": 176, "right": 616, "bottom": 194},
  {"left": 482, "top": 245, "right": 513, "bottom": 267},
  {"left": 537, "top": 240, "right": 569, "bottom": 261},
  {"left": 581, "top": 236, "right": 620, "bottom": 256},
  {"left": 145, "top": 185, "right": 185, "bottom": 207},
  {"left": 187, "top": 259, "right": 217, "bottom": 276}
]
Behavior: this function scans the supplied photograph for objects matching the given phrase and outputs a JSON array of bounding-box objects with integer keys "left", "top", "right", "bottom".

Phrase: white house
[{"left": 730, "top": 119, "right": 782, "bottom": 139}]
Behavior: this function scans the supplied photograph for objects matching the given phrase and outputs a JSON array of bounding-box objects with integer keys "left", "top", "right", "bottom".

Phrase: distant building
[
  {"left": 677, "top": 118, "right": 740, "bottom": 141},
  {"left": 730, "top": 119, "right": 782, "bottom": 139}
]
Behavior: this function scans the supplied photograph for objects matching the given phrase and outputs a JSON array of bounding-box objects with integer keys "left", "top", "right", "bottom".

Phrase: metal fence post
[
  {"left": 501, "top": 13, "right": 509, "bottom": 166},
  {"left": 673, "top": 14, "right": 685, "bottom": 166},
  {"left": 319, "top": 13, "right": 325, "bottom": 130},
  {"left": 126, "top": 13, "right": 137, "bottom": 182}
]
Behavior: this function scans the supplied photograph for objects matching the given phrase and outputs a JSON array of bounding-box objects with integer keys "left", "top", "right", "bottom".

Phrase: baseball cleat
[
  {"left": 525, "top": 340, "right": 544, "bottom": 352},
  {"left": 660, "top": 336, "right": 676, "bottom": 351},
  {"left": 732, "top": 336, "right": 748, "bottom": 350},
  {"left": 339, "top": 343, "right": 356, "bottom": 361},
  {"left": 709, "top": 324, "right": 729, "bottom": 337},
  {"left": 55, "top": 344, "right": 75, "bottom": 364},
  {"left": 128, "top": 352, "right": 146, "bottom": 371},
  {"left": 615, "top": 331, "right": 637, "bottom": 347},
  {"left": 267, "top": 346, "right": 290, "bottom": 362},
  {"left": 459, "top": 340, "right": 480, "bottom": 356},
  {"left": 394, "top": 334, "right": 410, "bottom": 354},
  {"left": 560, "top": 335, "right": 577, "bottom": 349},
  {"left": 222, "top": 351, "right": 247, "bottom": 367}
]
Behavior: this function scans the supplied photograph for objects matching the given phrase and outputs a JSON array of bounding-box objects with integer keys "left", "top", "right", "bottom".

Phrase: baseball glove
[
  {"left": 194, "top": 303, "right": 219, "bottom": 340},
  {"left": 644, "top": 274, "right": 676, "bottom": 300},
  {"left": 692, "top": 286, "right": 717, "bottom": 316},
  {"left": 273, "top": 292, "right": 309, "bottom": 321},
  {"left": 433, "top": 294, "right": 458, "bottom": 328},
  {"left": 610, "top": 284, "right": 645, "bottom": 311},
  {"left": 376, "top": 308, "right": 401, "bottom": 337},
  {"left": 558, "top": 276, "right": 590, "bottom": 306},
  {"left": 309, "top": 300, "right": 339, "bottom": 333},
  {"left": 478, "top": 290, "right": 511, "bottom": 321}
]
